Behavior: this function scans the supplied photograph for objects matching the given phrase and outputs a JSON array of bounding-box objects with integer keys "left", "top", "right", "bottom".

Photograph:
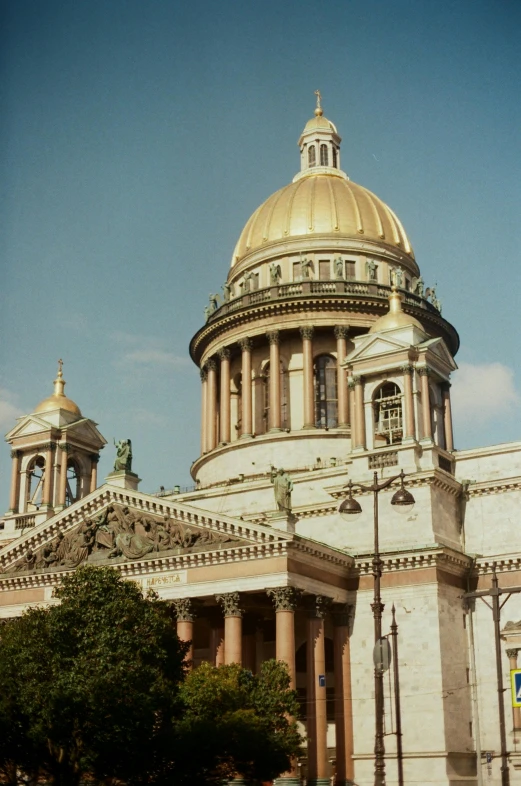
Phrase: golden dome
[
  {"left": 303, "top": 114, "right": 338, "bottom": 134},
  {"left": 34, "top": 361, "right": 82, "bottom": 417},
  {"left": 232, "top": 173, "right": 415, "bottom": 266},
  {"left": 369, "top": 287, "right": 424, "bottom": 333}
]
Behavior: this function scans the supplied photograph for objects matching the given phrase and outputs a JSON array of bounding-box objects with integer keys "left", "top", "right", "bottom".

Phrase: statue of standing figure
[
  {"left": 390, "top": 267, "right": 404, "bottom": 288},
  {"left": 334, "top": 257, "right": 344, "bottom": 279},
  {"left": 301, "top": 258, "right": 313, "bottom": 279},
  {"left": 271, "top": 467, "right": 293, "bottom": 513},
  {"left": 269, "top": 262, "right": 282, "bottom": 285},
  {"left": 114, "top": 439, "right": 132, "bottom": 472}
]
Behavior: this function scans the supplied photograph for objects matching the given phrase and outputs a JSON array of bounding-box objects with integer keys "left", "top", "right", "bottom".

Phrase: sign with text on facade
[
  {"left": 511, "top": 669, "right": 521, "bottom": 707},
  {"left": 140, "top": 572, "right": 188, "bottom": 589}
]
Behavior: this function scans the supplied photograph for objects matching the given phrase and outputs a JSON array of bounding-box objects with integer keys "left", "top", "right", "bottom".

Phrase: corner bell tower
[{"left": 3, "top": 362, "right": 106, "bottom": 541}]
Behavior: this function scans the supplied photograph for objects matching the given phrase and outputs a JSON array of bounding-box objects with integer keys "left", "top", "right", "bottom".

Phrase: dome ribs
[
  {"left": 285, "top": 178, "right": 305, "bottom": 237},
  {"left": 327, "top": 177, "right": 339, "bottom": 231},
  {"left": 342, "top": 180, "right": 364, "bottom": 234},
  {"left": 262, "top": 185, "right": 286, "bottom": 242}
]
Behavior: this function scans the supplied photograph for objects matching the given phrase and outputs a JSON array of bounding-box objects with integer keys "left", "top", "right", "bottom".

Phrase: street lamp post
[{"left": 339, "top": 469, "right": 415, "bottom": 786}]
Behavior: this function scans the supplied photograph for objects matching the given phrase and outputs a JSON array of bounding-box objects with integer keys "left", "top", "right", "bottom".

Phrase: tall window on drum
[
  {"left": 374, "top": 383, "right": 403, "bottom": 445},
  {"left": 308, "top": 145, "right": 316, "bottom": 167},
  {"left": 314, "top": 355, "right": 337, "bottom": 428},
  {"left": 320, "top": 144, "right": 329, "bottom": 166},
  {"left": 66, "top": 460, "right": 81, "bottom": 506}
]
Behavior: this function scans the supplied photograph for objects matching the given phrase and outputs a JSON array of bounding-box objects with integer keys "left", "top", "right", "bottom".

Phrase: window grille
[
  {"left": 374, "top": 383, "right": 403, "bottom": 445},
  {"left": 314, "top": 355, "right": 338, "bottom": 428},
  {"left": 320, "top": 144, "right": 329, "bottom": 166},
  {"left": 308, "top": 145, "right": 316, "bottom": 167}
]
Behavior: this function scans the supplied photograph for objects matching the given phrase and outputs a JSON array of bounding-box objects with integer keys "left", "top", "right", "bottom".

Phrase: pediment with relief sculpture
[{"left": 0, "top": 485, "right": 281, "bottom": 580}]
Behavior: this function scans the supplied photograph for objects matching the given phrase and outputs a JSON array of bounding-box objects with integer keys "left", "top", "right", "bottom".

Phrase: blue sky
[{"left": 1, "top": 0, "right": 520, "bottom": 501}]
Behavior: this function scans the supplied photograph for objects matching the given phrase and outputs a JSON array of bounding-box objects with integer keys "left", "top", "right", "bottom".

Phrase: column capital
[
  {"left": 216, "top": 591, "right": 243, "bottom": 617},
  {"left": 267, "top": 330, "right": 280, "bottom": 345},
  {"left": 417, "top": 366, "right": 432, "bottom": 377},
  {"left": 331, "top": 603, "right": 353, "bottom": 627},
  {"left": 506, "top": 648, "right": 519, "bottom": 659},
  {"left": 206, "top": 358, "right": 217, "bottom": 372},
  {"left": 267, "top": 586, "right": 301, "bottom": 612},
  {"left": 200, "top": 366, "right": 208, "bottom": 382},
  {"left": 172, "top": 598, "right": 195, "bottom": 622},
  {"left": 58, "top": 442, "right": 70, "bottom": 452},
  {"left": 218, "top": 347, "right": 231, "bottom": 361},
  {"left": 41, "top": 441, "right": 57, "bottom": 451},
  {"left": 300, "top": 325, "right": 314, "bottom": 341},
  {"left": 442, "top": 380, "right": 452, "bottom": 391},
  {"left": 334, "top": 326, "right": 349, "bottom": 340},
  {"left": 348, "top": 375, "right": 363, "bottom": 388},
  {"left": 90, "top": 454, "right": 100, "bottom": 464},
  {"left": 400, "top": 364, "right": 414, "bottom": 375},
  {"left": 239, "top": 337, "right": 253, "bottom": 352},
  {"left": 10, "top": 449, "right": 21, "bottom": 459},
  {"left": 306, "top": 594, "right": 333, "bottom": 619}
]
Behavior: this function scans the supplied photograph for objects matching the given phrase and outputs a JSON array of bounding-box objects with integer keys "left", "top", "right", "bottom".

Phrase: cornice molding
[{"left": 467, "top": 476, "right": 521, "bottom": 498}]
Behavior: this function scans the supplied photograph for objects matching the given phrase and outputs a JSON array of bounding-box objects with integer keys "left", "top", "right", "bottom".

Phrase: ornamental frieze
[{"left": 2, "top": 504, "right": 239, "bottom": 576}]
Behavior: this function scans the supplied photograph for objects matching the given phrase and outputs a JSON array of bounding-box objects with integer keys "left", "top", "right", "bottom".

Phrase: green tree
[
  {"left": 0, "top": 565, "right": 187, "bottom": 786},
  {"left": 170, "top": 660, "right": 303, "bottom": 785}
]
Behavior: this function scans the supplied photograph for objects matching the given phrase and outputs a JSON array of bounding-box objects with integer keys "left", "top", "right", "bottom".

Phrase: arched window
[
  {"left": 26, "top": 456, "right": 45, "bottom": 508},
  {"left": 320, "top": 144, "right": 329, "bottom": 166},
  {"left": 314, "top": 355, "right": 337, "bottom": 428},
  {"left": 263, "top": 361, "right": 288, "bottom": 432},
  {"left": 66, "top": 460, "right": 81, "bottom": 506},
  {"left": 308, "top": 145, "right": 316, "bottom": 167},
  {"left": 374, "top": 383, "right": 403, "bottom": 445},
  {"left": 332, "top": 146, "right": 338, "bottom": 168}
]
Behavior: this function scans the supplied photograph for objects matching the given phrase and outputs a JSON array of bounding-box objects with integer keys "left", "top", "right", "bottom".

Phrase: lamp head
[
  {"left": 338, "top": 480, "right": 362, "bottom": 520},
  {"left": 390, "top": 470, "right": 415, "bottom": 514}
]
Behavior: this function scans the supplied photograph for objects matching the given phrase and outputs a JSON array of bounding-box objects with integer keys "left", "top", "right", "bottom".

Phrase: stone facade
[{"left": 1, "top": 103, "right": 519, "bottom": 786}]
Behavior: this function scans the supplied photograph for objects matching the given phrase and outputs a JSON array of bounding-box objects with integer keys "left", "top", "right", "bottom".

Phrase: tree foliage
[{"left": 0, "top": 566, "right": 303, "bottom": 786}]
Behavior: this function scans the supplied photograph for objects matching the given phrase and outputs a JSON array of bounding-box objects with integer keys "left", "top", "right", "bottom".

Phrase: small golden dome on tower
[
  {"left": 34, "top": 360, "right": 82, "bottom": 417},
  {"left": 369, "top": 287, "right": 424, "bottom": 334}
]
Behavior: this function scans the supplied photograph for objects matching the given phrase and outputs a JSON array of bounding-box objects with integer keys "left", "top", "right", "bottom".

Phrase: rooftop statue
[
  {"left": 114, "top": 438, "right": 132, "bottom": 472},
  {"left": 390, "top": 267, "right": 404, "bottom": 288},
  {"left": 271, "top": 467, "right": 293, "bottom": 513},
  {"left": 270, "top": 262, "right": 282, "bottom": 285},
  {"left": 412, "top": 276, "right": 424, "bottom": 297},
  {"left": 366, "top": 259, "right": 377, "bottom": 281},
  {"left": 301, "top": 258, "right": 313, "bottom": 279},
  {"left": 222, "top": 282, "right": 234, "bottom": 302}
]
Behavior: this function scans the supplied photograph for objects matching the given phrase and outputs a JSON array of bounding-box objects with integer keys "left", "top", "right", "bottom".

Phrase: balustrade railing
[
  {"left": 15, "top": 515, "right": 36, "bottom": 529},
  {"left": 207, "top": 280, "right": 435, "bottom": 323}
]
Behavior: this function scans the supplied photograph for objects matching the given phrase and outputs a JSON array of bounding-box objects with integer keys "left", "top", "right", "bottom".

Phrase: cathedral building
[{"left": 1, "top": 98, "right": 520, "bottom": 786}]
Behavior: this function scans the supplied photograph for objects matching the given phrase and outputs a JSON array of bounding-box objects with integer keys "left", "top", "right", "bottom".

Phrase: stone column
[
  {"left": 42, "top": 442, "right": 55, "bottom": 507},
  {"left": 239, "top": 338, "right": 253, "bottom": 438},
  {"left": 216, "top": 592, "right": 243, "bottom": 665},
  {"left": 90, "top": 454, "right": 99, "bottom": 493},
  {"left": 300, "top": 326, "right": 315, "bottom": 428},
  {"left": 267, "top": 587, "right": 300, "bottom": 688},
  {"left": 507, "top": 649, "right": 521, "bottom": 730},
  {"left": 200, "top": 366, "right": 208, "bottom": 453},
  {"left": 173, "top": 599, "right": 195, "bottom": 669},
  {"left": 267, "top": 330, "right": 282, "bottom": 431},
  {"left": 353, "top": 376, "right": 366, "bottom": 449},
  {"left": 401, "top": 364, "right": 415, "bottom": 440},
  {"left": 219, "top": 347, "right": 231, "bottom": 444},
  {"left": 57, "top": 444, "right": 69, "bottom": 507},
  {"left": 267, "top": 586, "right": 301, "bottom": 785},
  {"left": 332, "top": 604, "right": 355, "bottom": 786},
  {"left": 8, "top": 450, "right": 21, "bottom": 513},
  {"left": 206, "top": 359, "right": 218, "bottom": 451},
  {"left": 348, "top": 378, "right": 356, "bottom": 445},
  {"left": 335, "top": 327, "right": 349, "bottom": 428},
  {"left": 306, "top": 596, "right": 331, "bottom": 786},
  {"left": 419, "top": 367, "right": 433, "bottom": 441},
  {"left": 442, "top": 383, "right": 454, "bottom": 451}
]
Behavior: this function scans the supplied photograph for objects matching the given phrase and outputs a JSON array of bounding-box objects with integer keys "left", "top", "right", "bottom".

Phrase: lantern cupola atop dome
[{"left": 296, "top": 90, "right": 344, "bottom": 179}]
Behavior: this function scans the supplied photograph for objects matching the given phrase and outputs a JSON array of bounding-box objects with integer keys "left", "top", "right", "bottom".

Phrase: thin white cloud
[
  {"left": 451, "top": 362, "right": 520, "bottom": 425},
  {"left": 0, "top": 389, "right": 24, "bottom": 431},
  {"left": 110, "top": 332, "right": 190, "bottom": 370}
]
